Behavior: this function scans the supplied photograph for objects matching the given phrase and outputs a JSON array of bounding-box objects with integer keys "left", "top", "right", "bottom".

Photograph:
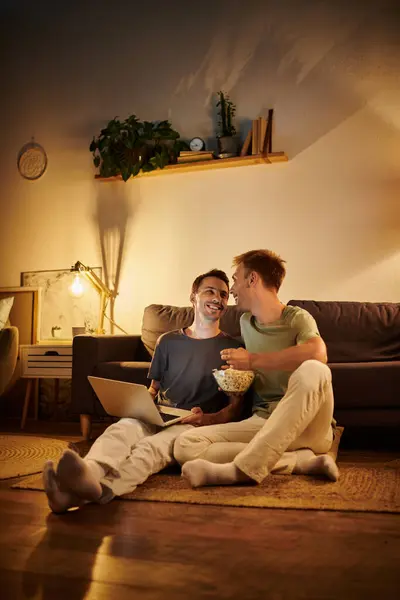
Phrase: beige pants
[
  {"left": 84, "top": 419, "right": 193, "bottom": 501},
  {"left": 174, "top": 360, "right": 334, "bottom": 483}
]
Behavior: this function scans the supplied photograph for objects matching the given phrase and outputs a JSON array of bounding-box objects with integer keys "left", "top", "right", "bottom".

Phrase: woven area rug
[
  {"left": 0, "top": 435, "right": 70, "bottom": 480},
  {"left": 12, "top": 460, "right": 400, "bottom": 513},
  {"left": 10, "top": 426, "right": 400, "bottom": 513}
]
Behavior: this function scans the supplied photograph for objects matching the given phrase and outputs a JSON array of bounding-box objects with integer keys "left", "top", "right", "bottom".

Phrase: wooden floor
[{"left": 0, "top": 420, "right": 399, "bottom": 599}]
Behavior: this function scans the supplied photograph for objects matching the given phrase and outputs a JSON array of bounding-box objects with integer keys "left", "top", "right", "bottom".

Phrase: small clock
[{"left": 189, "top": 137, "right": 205, "bottom": 152}]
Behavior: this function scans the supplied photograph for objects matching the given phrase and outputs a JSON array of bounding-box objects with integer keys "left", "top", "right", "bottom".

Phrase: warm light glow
[{"left": 70, "top": 274, "right": 84, "bottom": 298}]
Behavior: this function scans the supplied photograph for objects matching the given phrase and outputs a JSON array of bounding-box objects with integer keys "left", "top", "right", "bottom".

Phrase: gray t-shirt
[{"left": 148, "top": 329, "right": 243, "bottom": 413}]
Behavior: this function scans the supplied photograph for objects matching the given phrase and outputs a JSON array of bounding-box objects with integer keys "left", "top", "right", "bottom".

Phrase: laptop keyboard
[{"left": 161, "top": 412, "right": 182, "bottom": 423}]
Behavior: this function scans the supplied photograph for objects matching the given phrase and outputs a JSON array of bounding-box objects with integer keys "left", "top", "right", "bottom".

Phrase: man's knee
[
  {"left": 291, "top": 359, "right": 331, "bottom": 390},
  {"left": 174, "top": 431, "right": 209, "bottom": 465}
]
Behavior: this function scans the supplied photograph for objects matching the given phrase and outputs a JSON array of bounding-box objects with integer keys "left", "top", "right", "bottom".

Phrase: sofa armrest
[
  {"left": 71, "top": 334, "right": 150, "bottom": 418},
  {"left": 0, "top": 326, "right": 19, "bottom": 396},
  {"left": 73, "top": 334, "right": 150, "bottom": 364}
]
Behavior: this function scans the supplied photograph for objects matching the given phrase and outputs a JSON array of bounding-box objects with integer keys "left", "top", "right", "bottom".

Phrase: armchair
[{"left": 0, "top": 325, "right": 19, "bottom": 396}]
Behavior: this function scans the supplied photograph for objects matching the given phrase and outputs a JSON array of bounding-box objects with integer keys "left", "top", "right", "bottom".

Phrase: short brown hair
[
  {"left": 233, "top": 249, "right": 286, "bottom": 291},
  {"left": 191, "top": 269, "right": 230, "bottom": 295}
]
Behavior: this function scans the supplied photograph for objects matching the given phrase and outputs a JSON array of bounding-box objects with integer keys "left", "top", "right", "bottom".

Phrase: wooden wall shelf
[{"left": 95, "top": 152, "right": 288, "bottom": 181}]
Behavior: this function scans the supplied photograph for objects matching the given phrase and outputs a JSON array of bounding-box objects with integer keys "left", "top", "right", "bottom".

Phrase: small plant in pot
[
  {"left": 90, "top": 115, "right": 187, "bottom": 181},
  {"left": 216, "top": 91, "right": 238, "bottom": 157}
]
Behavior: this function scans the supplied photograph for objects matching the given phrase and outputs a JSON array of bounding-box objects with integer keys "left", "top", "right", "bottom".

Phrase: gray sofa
[{"left": 71, "top": 301, "right": 400, "bottom": 438}]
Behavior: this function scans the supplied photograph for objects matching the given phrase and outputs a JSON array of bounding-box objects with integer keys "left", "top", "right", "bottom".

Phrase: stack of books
[
  {"left": 177, "top": 151, "right": 215, "bottom": 164},
  {"left": 240, "top": 109, "right": 273, "bottom": 156}
]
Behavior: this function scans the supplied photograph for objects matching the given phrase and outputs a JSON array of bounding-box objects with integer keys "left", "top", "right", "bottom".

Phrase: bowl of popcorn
[{"left": 212, "top": 368, "right": 255, "bottom": 394}]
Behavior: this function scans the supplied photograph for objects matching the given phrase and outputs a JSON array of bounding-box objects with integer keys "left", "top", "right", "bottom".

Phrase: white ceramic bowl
[{"left": 212, "top": 368, "right": 255, "bottom": 394}]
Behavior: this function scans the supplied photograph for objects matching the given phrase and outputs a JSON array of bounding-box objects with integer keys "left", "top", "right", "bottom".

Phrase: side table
[{"left": 19, "top": 342, "right": 73, "bottom": 428}]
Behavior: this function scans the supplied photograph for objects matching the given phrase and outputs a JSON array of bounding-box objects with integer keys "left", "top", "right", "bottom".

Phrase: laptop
[{"left": 88, "top": 376, "right": 191, "bottom": 427}]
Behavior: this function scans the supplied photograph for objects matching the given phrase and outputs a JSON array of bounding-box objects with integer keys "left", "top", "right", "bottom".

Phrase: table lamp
[{"left": 70, "top": 261, "right": 128, "bottom": 334}]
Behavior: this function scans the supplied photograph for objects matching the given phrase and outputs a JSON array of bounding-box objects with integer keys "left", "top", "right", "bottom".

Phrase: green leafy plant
[
  {"left": 90, "top": 116, "right": 188, "bottom": 181},
  {"left": 216, "top": 91, "right": 237, "bottom": 137}
]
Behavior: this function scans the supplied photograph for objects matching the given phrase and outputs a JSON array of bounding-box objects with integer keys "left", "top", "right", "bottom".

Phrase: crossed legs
[{"left": 176, "top": 360, "right": 339, "bottom": 487}]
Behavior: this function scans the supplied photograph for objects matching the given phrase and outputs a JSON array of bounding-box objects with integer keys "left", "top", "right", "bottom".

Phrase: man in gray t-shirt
[
  {"left": 43, "top": 269, "right": 245, "bottom": 513},
  {"left": 149, "top": 330, "right": 242, "bottom": 414}
]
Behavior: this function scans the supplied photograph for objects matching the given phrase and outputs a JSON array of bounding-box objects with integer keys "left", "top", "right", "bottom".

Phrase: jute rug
[
  {"left": 12, "top": 459, "right": 400, "bottom": 513},
  {"left": 9, "top": 425, "right": 400, "bottom": 513},
  {"left": 0, "top": 435, "right": 70, "bottom": 480}
]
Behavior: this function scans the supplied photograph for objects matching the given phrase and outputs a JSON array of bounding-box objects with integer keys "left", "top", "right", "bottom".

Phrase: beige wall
[{"left": 1, "top": 0, "right": 399, "bottom": 333}]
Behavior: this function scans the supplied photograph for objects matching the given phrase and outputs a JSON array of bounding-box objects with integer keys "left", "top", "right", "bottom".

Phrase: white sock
[
  {"left": 181, "top": 459, "right": 251, "bottom": 488},
  {"left": 293, "top": 449, "right": 340, "bottom": 481},
  {"left": 43, "top": 460, "right": 83, "bottom": 513},
  {"left": 57, "top": 450, "right": 103, "bottom": 502}
]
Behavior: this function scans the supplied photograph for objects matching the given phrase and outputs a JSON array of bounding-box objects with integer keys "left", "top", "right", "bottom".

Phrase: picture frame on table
[{"left": 21, "top": 267, "right": 102, "bottom": 342}]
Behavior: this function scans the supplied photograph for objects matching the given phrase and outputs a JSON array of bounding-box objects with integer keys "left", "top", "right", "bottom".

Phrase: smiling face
[
  {"left": 230, "top": 263, "right": 252, "bottom": 311},
  {"left": 191, "top": 276, "right": 229, "bottom": 322}
]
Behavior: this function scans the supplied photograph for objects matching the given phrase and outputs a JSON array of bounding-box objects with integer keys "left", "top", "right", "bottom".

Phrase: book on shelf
[
  {"left": 240, "top": 129, "right": 252, "bottom": 156},
  {"left": 177, "top": 151, "right": 215, "bottom": 163},
  {"left": 251, "top": 119, "right": 259, "bottom": 155}
]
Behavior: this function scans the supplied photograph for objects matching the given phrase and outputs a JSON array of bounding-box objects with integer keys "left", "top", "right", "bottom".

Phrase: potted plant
[
  {"left": 216, "top": 91, "right": 238, "bottom": 157},
  {"left": 90, "top": 115, "right": 187, "bottom": 181}
]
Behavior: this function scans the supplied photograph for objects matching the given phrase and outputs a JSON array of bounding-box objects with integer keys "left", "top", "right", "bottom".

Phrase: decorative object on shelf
[
  {"left": 51, "top": 325, "right": 62, "bottom": 339},
  {"left": 21, "top": 268, "right": 102, "bottom": 342},
  {"left": 70, "top": 261, "right": 128, "bottom": 335},
  {"left": 17, "top": 138, "right": 48, "bottom": 180},
  {"left": 216, "top": 91, "right": 239, "bottom": 158},
  {"left": 89, "top": 115, "right": 188, "bottom": 181},
  {"left": 189, "top": 137, "right": 205, "bottom": 151},
  {"left": 72, "top": 326, "right": 86, "bottom": 337}
]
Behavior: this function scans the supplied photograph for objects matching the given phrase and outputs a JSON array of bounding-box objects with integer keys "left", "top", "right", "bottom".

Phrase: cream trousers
[
  {"left": 84, "top": 419, "right": 193, "bottom": 501},
  {"left": 174, "top": 360, "right": 334, "bottom": 483}
]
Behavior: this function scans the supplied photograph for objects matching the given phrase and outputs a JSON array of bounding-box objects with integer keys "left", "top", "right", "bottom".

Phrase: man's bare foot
[
  {"left": 181, "top": 459, "right": 251, "bottom": 488},
  {"left": 57, "top": 450, "right": 103, "bottom": 502},
  {"left": 43, "top": 460, "right": 83, "bottom": 513}
]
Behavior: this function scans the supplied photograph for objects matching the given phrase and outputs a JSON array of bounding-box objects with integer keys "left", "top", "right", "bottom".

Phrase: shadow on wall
[
  {"left": 169, "top": 0, "right": 399, "bottom": 158},
  {"left": 94, "top": 182, "right": 139, "bottom": 333}
]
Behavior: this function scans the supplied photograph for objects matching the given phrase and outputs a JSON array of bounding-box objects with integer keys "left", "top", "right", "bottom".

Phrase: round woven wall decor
[{"left": 17, "top": 139, "right": 48, "bottom": 180}]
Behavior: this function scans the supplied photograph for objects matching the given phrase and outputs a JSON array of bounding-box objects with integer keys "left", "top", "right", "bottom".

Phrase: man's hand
[
  {"left": 220, "top": 347, "right": 252, "bottom": 370},
  {"left": 181, "top": 407, "right": 206, "bottom": 426}
]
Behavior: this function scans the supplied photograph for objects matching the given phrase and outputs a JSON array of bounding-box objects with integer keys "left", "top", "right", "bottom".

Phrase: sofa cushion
[
  {"left": 0, "top": 297, "right": 14, "bottom": 330},
  {"left": 288, "top": 300, "right": 400, "bottom": 362},
  {"left": 141, "top": 304, "right": 243, "bottom": 355},
  {"left": 330, "top": 361, "right": 400, "bottom": 409}
]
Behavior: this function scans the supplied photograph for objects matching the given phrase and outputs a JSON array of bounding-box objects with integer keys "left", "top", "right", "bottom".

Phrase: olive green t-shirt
[{"left": 240, "top": 305, "right": 321, "bottom": 418}]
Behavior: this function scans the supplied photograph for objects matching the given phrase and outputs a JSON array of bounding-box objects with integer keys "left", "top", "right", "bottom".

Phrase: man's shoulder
[
  {"left": 239, "top": 312, "right": 252, "bottom": 325},
  {"left": 283, "top": 305, "right": 314, "bottom": 323},
  {"left": 155, "top": 329, "right": 184, "bottom": 346}
]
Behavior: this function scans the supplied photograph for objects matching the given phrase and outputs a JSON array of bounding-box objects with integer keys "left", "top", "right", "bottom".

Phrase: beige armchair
[
  {"left": 0, "top": 323, "right": 19, "bottom": 395},
  {"left": 0, "top": 287, "right": 39, "bottom": 404}
]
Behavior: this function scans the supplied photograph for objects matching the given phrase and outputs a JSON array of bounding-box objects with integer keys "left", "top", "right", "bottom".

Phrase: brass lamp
[{"left": 70, "top": 261, "right": 128, "bottom": 334}]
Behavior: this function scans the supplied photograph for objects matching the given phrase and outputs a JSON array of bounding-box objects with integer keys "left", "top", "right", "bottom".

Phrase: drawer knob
[{"left": 44, "top": 350, "right": 60, "bottom": 356}]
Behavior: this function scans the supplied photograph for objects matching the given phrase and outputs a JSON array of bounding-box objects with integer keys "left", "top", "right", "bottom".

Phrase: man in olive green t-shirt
[{"left": 175, "top": 249, "right": 339, "bottom": 487}]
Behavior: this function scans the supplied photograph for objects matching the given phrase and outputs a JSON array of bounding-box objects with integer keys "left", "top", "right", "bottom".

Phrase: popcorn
[{"left": 212, "top": 368, "right": 255, "bottom": 394}]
